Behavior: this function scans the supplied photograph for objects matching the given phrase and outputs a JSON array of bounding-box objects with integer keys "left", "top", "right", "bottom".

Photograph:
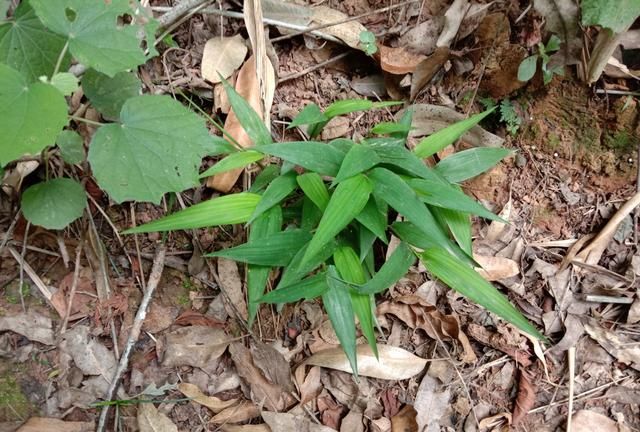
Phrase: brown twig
[
  {"left": 0, "top": 211, "right": 20, "bottom": 254},
  {"left": 60, "top": 238, "right": 84, "bottom": 334},
  {"left": 157, "top": 0, "right": 213, "bottom": 29},
  {"left": 96, "top": 245, "right": 166, "bottom": 432}
]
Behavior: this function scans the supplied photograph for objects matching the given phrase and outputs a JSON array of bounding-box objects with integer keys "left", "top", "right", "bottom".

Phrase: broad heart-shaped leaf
[
  {"left": 81, "top": 69, "right": 141, "bottom": 119},
  {"left": 297, "top": 172, "right": 330, "bottom": 211},
  {"left": 413, "top": 108, "right": 495, "bottom": 158},
  {"left": 323, "top": 266, "right": 358, "bottom": 376},
  {"left": 21, "top": 178, "right": 86, "bottom": 229},
  {"left": 123, "top": 193, "right": 261, "bottom": 234},
  {"left": 302, "top": 174, "right": 372, "bottom": 265},
  {"left": 333, "top": 143, "right": 381, "bottom": 184},
  {"left": 222, "top": 78, "right": 272, "bottom": 146},
  {"left": 49, "top": 72, "right": 78, "bottom": 96},
  {"left": 199, "top": 150, "right": 264, "bottom": 178},
  {"left": 31, "top": 0, "right": 148, "bottom": 77},
  {"left": 432, "top": 207, "right": 472, "bottom": 256},
  {"left": 56, "top": 130, "right": 84, "bottom": 164},
  {"left": 435, "top": 147, "right": 512, "bottom": 183},
  {"left": 260, "top": 272, "right": 328, "bottom": 304},
  {"left": 247, "top": 206, "right": 282, "bottom": 325},
  {"left": 207, "top": 229, "right": 312, "bottom": 266},
  {"left": 420, "top": 248, "right": 543, "bottom": 339},
  {"left": 368, "top": 168, "right": 471, "bottom": 264},
  {"left": 357, "top": 242, "right": 416, "bottom": 294},
  {"left": 88, "top": 95, "right": 212, "bottom": 203},
  {"left": 0, "top": 0, "right": 70, "bottom": 82},
  {"left": 259, "top": 142, "right": 345, "bottom": 176},
  {"left": 333, "top": 246, "right": 378, "bottom": 358},
  {"left": 0, "top": 64, "right": 67, "bottom": 166},
  {"left": 249, "top": 171, "right": 298, "bottom": 223}
]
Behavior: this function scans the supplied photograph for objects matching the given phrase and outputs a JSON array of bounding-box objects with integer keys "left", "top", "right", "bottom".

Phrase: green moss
[
  {"left": 547, "top": 132, "right": 561, "bottom": 150},
  {"left": 0, "top": 373, "right": 33, "bottom": 421},
  {"left": 604, "top": 131, "right": 633, "bottom": 151}
]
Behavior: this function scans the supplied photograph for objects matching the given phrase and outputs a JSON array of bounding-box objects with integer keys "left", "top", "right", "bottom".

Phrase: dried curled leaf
[
  {"left": 177, "top": 383, "right": 238, "bottom": 413},
  {"left": 201, "top": 35, "right": 248, "bottom": 83}
]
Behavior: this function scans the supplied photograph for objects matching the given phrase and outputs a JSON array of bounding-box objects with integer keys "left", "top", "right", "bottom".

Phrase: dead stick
[
  {"left": 96, "top": 245, "right": 166, "bottom": 432},
  {"left": 60, "top": 239, "right": 84, "bottom": 334}
]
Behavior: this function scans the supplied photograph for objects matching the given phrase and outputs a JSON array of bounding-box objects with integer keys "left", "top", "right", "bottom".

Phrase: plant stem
[
  {"left": 69, "top": 115, "right": 104, "bottom": 127},
  {"left": 52, "top": 40, "right": 69, "bottom": 77}
]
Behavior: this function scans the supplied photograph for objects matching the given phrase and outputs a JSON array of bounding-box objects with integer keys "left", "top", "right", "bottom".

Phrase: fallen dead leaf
[
  {"left": 437, "top": 0, "right": 470, "bottom": 48},
  {"left": 16, "top": 417, "right": 94, "bottom": 432},
  {"left": 585, "top": 322, "right": 640, "bottom": 371},
  {"left": 572, "top": 410, "right": 621, "bottom": 432},
  {"left": 379, "top": 45, "right": 427, "bottom": 75},
  {"left": 341, "top": 411, "right": 364, "bottom": 432},
  {"left": 511, "top": 369, "right": 536, "bottom": 425},
  {"left": 467, "top": 324, "right": 532, "bottom": 366},
  {"left": 162, "top": 325, "right": 230, "bottom": 369},
  {"left": 220, "top": 424, "right": 271, "bottom": 432},
  {"left": 217, "top": 257, "right": 248, "bottom": 321},
  {"left": 398, "top": 17, "right": 444, "bottom": 56},
  {"left": 50, "top": 267, "right": 96, "bottom": 320},
  {"left": 371, "top": 417, "right": 392, "bottom": 432},
  {"left": 458, "top": 2, "right": 491, "bottom": 39},
  {"left": 533, "top": 0, "right": 582, "bottom": 66},
  {"left": 59, "top": 325, "right": 116, "bottom": 387},
  {"left": 391, "top": 405, "right": 418, "bottom": 432},
  {"left": 138, "top": 403, "right": 178, "bottom": 432},
  {"left": 229, "top": 342, "right": 296, "bottom": 411},
  {"left": 485, "top": 199, "right": 512, "bottom": 241},
  {"left": 378, "top": 295, "right": 477, "bottom": 363},
  {"left": 305, "top": 344, "right": 426, "bottom": 380},
  {"left": 310, "top": 6, "right": 368, "bottom": 51},
  {"left": 263, "top": 0, "right": 311, "bottom": 26},
  {"left": 296, "top": 365, "right": 322, "bottom": 405},
  {"left": 410, "top": 47, "right": 450, "bottom": 101},
  {"left": 477, "top": 412, "right": 511, "bottom": 430},
  {"left": 351, "top": 75, "right": 386, "bottom": 97},
  {"left": 251, "top": 340, "right": 295, "bottom": 392},
  {"left": 177, "top": 383, "right": 238, "bottom": 413},
  {"left": 262, "top": 411, "right": 336, "bottom": 432},
  {"left": 321, "top": 116, "right": 350, "bottom": 140},
  {"left": 414, "top": 373, "right": 450, "bottom": 432},
  {"left": 473, "top": 254, "right": 519, "bottom": 281},
  {"left": 211, "top": 400, "right": 261, "bottom": 424},
  {"left": 201, "top": 35, "right": 248, "bottom": 83},
  {"left": 0, "top": 310, "right": 54, "bottom": 345}
]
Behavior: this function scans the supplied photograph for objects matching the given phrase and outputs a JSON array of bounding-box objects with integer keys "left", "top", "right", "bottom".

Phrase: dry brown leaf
[
  {"left": 485, "top": 199, "right": 512, "bottom": 241},
  {"left": 584, "top": 322, "right": 640, "bottom": 371},
  {"left": 409, "top": 47, "right": 450, "bottom": 101},
  {"left": 16, "top": 417, "right": 94, "bottom": 432},
  {"left": 201, "top": 35, "right": 248, "bottom": 84},
  {"left": 436, "top": 0, "right": 470, "bottom": 47},
  {"left": 378, "top": 295, "right": 477, "bottom": 363},
  {"left": 341, "top": 411, "right": 365, "bottom": 432},
  {"left": 263, "top": 0, "right": 311, "bottom": 26},
  {"left": 310, "top": 6, "right": 368, "bottom": 51},
  {"left": 162, "top": 326, "right": 230, "bottom": 369},
  {"left": 398, "top": 17, "right": 444, "bottom": 56},
  {"left": 458, "top": 2, "right": 491, "bottom": 39},
  {"left": 0, "top": 310, "right": 54, "bottom": 345},
  {"left": 473, "top": 254, "right": 519, "bottom": 281},
  {"left": 477, "top": 412, "right": 511, "bottom": 429},
  {"left": 50, "top": 267, "right": 96, "bottom": 320},
  {"left": 296, "top": 365, "right": 322, "bottom": 405},
  {"left": 177, "top": 383, "right": 238, "bottom": 413},
  {"left": 379, "top": 45, "right": 427, "bottom": 75},
  {"left": 414, "top": 373, "right": 450, "bottom": 432},
  {"left": 220, "top": 424, "right": 271, "bottom": 432},
  {"left": 371, "top": 417, "right": 392, "bottom": 432},
  {"left": 572, "top": 410, "right": 621, "bottom": 432},
  {"left": 305, "top": 344, "right": 426, "bottom": 380},
  {"left": 351, "top": 75, "right": 386, "bottom": 97},
  {"left": 229, "top": 342, "right": 296, "bottom": 411},
  {"left": 217, "top": 257, "right": 248, "bottom": 321},
  {"left": 391, "top": 405, "right": 418, "bottom": 432},
  {"left": 137, "top": 403, "right": 178, "bottom": 432},
  {"left": 251, "top": 341, "right": 295, "bottom": 392},
  {"left": 467, "top": 324, "right": 532, "bottom": 367},
  {"left": 512, "top": 369, "right": 536, "bottom": 425},
  {"left": 59, "top": 325, "right": 116, "bottom": 386},
  {"left": 262, "top": 411, "right": 336, "bottom": 432},
  {"left": 211, "top": 400, "right": 261, "bottom": 424}
]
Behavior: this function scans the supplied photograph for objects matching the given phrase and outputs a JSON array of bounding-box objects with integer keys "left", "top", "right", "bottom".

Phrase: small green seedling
[
  {"left": 518, "top": 34, "right": 564, "bottom": 84},
  {"left": 359, "top": 30, "right": 377, "bottom": 56}
]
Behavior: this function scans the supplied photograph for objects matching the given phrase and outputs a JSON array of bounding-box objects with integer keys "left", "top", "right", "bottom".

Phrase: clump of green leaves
[
  {"left": 480, "top": 98, "right": 523, "bottom": 136},
  {"left": 359, "top": 30, "right": 377, "bottom": 56},
  {"left": 518, "top": 34, "right": 564, "bottom": 84},
  {"left": 127, "top": 84, "right": 542, "bottom": 375}
]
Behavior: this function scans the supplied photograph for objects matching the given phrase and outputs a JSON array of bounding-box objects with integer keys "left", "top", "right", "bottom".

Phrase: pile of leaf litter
[{"left": 1, "top": 0, "right": 640, "bottom": 431}]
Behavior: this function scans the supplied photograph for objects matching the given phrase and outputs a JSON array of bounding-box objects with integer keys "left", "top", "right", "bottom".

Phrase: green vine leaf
[
  {"left": 0, "top": 0, "right": 70, "bottom": 82},
  {"left": 88, "top": 95, "right": 213, "bottom": 203},
  {"left": 31, "top": 0, "right": 150, "bottom": 77},
  {"left": 21, "top": 178, "right": 86, "bottom": 229},
  {"left": 0, "top": 63, "right": 68, "bottom": 166},
  {"left": 82, "top": 69, "right": 141, "bottom": 119},
  {"left": 56, "top": 130, "right": 84, "bottom": 164}
]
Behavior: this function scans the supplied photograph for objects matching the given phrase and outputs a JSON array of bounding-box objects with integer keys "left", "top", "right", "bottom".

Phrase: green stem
[
  {"left": 52, "top": 40, "right": 69, "bottom": 77},
  {"left": 69, "top": 115, "right": 104, "bottom": 127}
]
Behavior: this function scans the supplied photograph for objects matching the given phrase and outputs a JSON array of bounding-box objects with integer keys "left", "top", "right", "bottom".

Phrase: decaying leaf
[
  {"left": 295, "top": 365, "right": 322, "bottom": 405},
  {"left": 467, "top": 324, "right": 532, "bottom": 366},
  {"left": 410, "top": 47, "right": 450, "bottom": 101},
  {"left": 305, "top": 344, "right": 427, "bottom": 380},
  {"left": 229, "top": 342, "right": 296, "bottom": 411},
  {"left": 251, "top": 340, "right": 295, "bottom": 392},
  {"left": 474, "top": 254, "right": 519, "bottom": 281},
  {"left": 0, "top": 310, "right": 54, "bottom": 345},
  {"left": 217, "top": 257, "right": 249, "bottom": 320},
  {"left": 262, "top": 0, "right": 311, "bottom": 26},
  {"left": 220, "top": 424, "right": 271, "bottom": 432},
  {"left": 391, "top": 405, "right": 418, "bottom": 432},
  {"left": 162, "top": 326, "right": 230, "bottom": 369},
  {"left": 16, "top": 417, "right": 94, "bottom": 432},
  {"left": 262, "top": 411, "right": 336, "bottom": 432},
  {"left": 177, "top": 383, "right": 238, "bottom": 413},
  {"left": 585, "top": 322, "right": 640, "bottom": 371},
  {"left": 485, "top": 199, "right": 512, "bottom": 241},
  {"left": 310, "top": 6, "right": 368, "bottom": 51},
  {"left": 379, "top": 45, "right": 427, "bottom": 75},
  {"left": 138, "top": 403, "right": 178, "bottom": 432},
  {"left": 201, "top": 35, "right": 248, "bottom": 84},
  {"left": 512, "top": 369, "right": 536, "bottom": 425},
  {"left": 378, "top": 295, "right": 477, "bottom": 363},
  {"left": 398, "top": 17, "right": 444, "bottom": 56},
  {"left": 351, "top": 75, "right": 386, "bottom": 97},
  {"left": 436, "top": 0, "right": 470, "bottom": 48},
  {"left": 414, "top": 373, "right": 450, "bottom": 432},
  {"left": 572, "top": 410, "right": 622, "bottom": 432},
  {"left": 210, "top": 400, "right": 261, "bottom": 424},
  {"left": 59, "top": 325, "right": 116, "bottom": 387}
]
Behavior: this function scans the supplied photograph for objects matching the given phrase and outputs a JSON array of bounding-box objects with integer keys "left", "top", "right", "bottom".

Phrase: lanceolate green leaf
[
  {"left": 221, "top": 78, "right": 272, "bottom": 146},
  {"left": 21, "top": 178, "right": 86, "bottom": 229},
  {"left": 249, "top": 165, "right": 279, "bottom": 193},
  {"left": 333, "top": 144, "right": 381, "bottom": 184},
  {"left": 0, "top": 64, "right": 67, "bottom": 166},
  {"left": 207, "top": 229, "right": 312, "bottom": 266},
  {"left": 249, "top": 171, "right": 298, "bottom": 223},
  {"left": 324, "top": 99, "right": 401, "bottom": 119},
  {"left": 413, "top": 109, "right": 495, "bottom": 158},
  {"left": 199, "top": 150, "right": 264, "bottom": 178},
  {"left": 0, "top": 0, "right": 70, "bottom": 81},
  {"left": 420, "top": 248, "right": 543, "bottom": 339},
  {"left": 260, "top": 272, "right": 328, "bottom": 303},
  {"left": 289, "top": 103, "right": 327, "bottom": 130},
  {"left": 357, "top": 242, "right": 416, "bottom": 294},
  {"left": 301, "top": 196, "right": 323, "bottom": 231},
  {"left": 297, "top": 172, "right": 330, "bottom": 211},
  {"left": 278, "top": 239, "right": 337, "bottom": 289},
  {"left": 432, "top": 207, "right": 472, "bottom": 257},
  {"left": 259, "top": 142, "right": 345, "bottom": 176},
  {"left": 88, "top": 95, "right": 212, "bottom": 203},
  {"left": 302, "top": 174, "right": 372, "bottom": 264},
  {"left": 123, "top": 193, "right": 261, "bottom": 233},
  {"left": 355, "top": 197, "right": 387, "bottom": 243},
  {"left": 31, "top": 0, "right": 149, "bottom": 77},
  {"left": 435, "top": 147, "right": 512, "bottom": 183},
  {"left": 364, "top": 139, "right": 435, "bottom": 180},
  {"left": 334, "top": 246, "right": 378, "bottom": 358},
  {"left": 323, "top": 266, "right": 358, "bottom": 376}
]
